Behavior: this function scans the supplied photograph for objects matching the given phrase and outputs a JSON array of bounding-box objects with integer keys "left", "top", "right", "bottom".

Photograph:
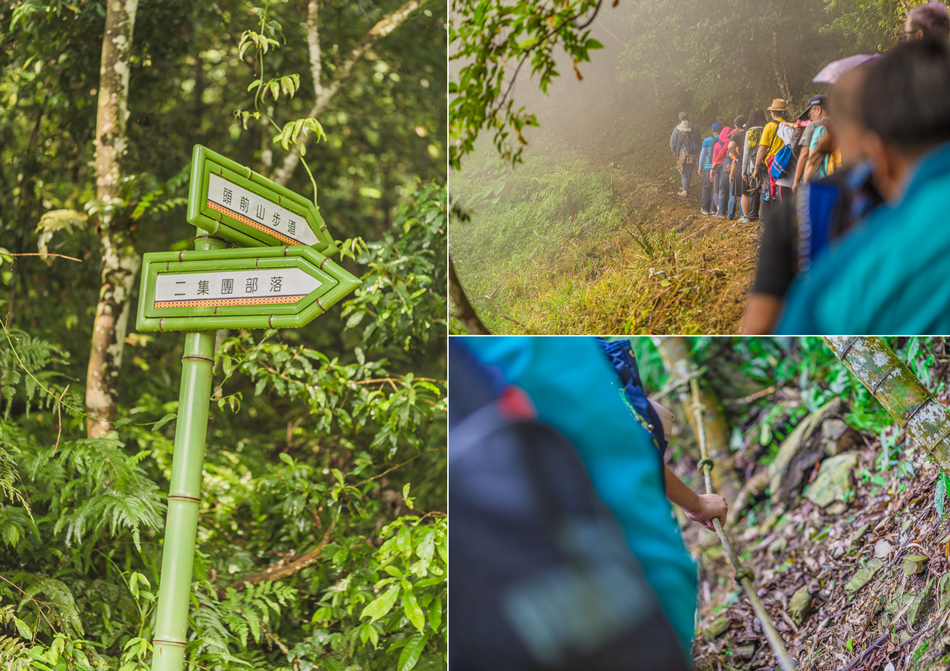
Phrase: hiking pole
[{"left": 689, "top": 378, "right": 797, "bottom": 671}]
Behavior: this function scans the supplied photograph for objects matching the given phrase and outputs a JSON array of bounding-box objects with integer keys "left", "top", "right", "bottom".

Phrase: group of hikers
[{"left": 669, "top": 1, "right": 950, "bottom": 333}]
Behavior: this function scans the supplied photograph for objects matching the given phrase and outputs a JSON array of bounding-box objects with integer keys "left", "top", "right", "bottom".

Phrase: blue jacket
[
  {"left": 698, "top": 135, "right": 716, "bottom": 171},
  {"left": 778, "top": 141, "right": 950, "bottom": 334},
  {"left": 463, "top": 337, "right": 698, "bottom": 656}
]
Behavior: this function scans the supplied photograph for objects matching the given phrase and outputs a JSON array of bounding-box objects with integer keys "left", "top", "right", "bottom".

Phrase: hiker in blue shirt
[
  {"left": 698, "top": 122, "right": 722, "bottom": 214},
  {"left": 670, "top": 112, "right": 700, "bottom": 197},
  {"left": 778, "top": 37, "right": 950, "bottom": 333}
]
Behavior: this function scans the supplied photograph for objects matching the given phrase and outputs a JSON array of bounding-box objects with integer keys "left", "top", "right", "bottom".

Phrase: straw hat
[{"left": 766, "top": 98, "right": 788, "bottom": 112}]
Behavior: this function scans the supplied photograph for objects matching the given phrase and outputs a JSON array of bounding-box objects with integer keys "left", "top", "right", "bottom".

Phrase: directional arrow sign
[
  {"left": 136, "top": 246, "right": 359, "bottom": 332},
  {"left": 187, "top": 145, "right": 338, "bottom": 253}
]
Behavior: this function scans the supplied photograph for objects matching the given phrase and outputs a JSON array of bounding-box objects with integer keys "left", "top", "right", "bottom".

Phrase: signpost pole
[{"left": 150, "top": 234, "right": 225, "bottom": 671}]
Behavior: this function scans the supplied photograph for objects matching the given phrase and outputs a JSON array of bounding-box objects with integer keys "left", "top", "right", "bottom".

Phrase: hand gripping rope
[{"left": 689, "top": 378, "right": 797, "bottom": 671}]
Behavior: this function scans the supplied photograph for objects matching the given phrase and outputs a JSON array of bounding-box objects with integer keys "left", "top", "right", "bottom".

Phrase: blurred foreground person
[
  {"left": 778, "top": 37, "right": 950, "bottom": 333},
  {"left": 449, "top": 338, "right": 698, "bottom": 670}
]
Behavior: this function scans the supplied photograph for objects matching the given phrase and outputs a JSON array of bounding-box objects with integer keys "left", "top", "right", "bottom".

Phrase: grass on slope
[{"left": 450, "top": 143, "right": 756, "bottom": 334}]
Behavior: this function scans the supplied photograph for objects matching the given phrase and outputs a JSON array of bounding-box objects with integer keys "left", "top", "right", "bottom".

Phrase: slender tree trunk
[
  {"left": 824, "top": 337, "right": 950, "bottom": 473},
  {"left": 449, "top": 255, "right": 489, "bottom": 335},
  {"left": 653, "top": 336, "right": 742, "bottom": 503},
  {"left": 86, "top": 0, "right": 139, "bottom": 438},
  {"left": 770, "top": 30, "right": 792, "bottom": 103},
  {"left": 272, "top": 0, "right": 423, "bottom": 186}
]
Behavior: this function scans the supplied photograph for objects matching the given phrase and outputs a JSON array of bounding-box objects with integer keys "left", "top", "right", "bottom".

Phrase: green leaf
[
  {"left": 402, "top": 588, "right": 425, "bottom": 631},
  {"left": 151, "top": 413, "right": 176, "bottom": 431},
  {"left": 397, "top": 632, "right": 428, "bottom": 671},
  {"left": 13, "top": 616, "right": 32, "bottom": 640},
  {"left": 937, "top": 473, "right": 949, "bottom": 516},
  {"left": 361, "top": 585, "right": 400, "bottom": 622}
]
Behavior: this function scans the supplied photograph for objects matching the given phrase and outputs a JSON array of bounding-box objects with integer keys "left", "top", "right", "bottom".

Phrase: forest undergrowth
[
  {"left": 450, "top": 95, "right": 757, "bottom": 335},
  {"left": 641, "top": 337, "right": 950, "bottom": 671}
]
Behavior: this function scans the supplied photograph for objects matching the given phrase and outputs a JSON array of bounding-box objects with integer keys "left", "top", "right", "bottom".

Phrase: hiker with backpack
[
  {"left": 792, "top": 95, "right": 831, "bottom": 192},
  {"left": 669, "top": 112, "right": 701, "bottom": 196},
  {"left": 727, "top": 116, "right": 748, "bottom": 219},
  {"left": 756, "top": 99, "right": 800, "bottom": 221},
  {"left": 711, "top": 125, "right": 732, "bottom": 214},
  {"left": 740, "top": 108, "right": 768, "bottom": 222},
  {"left": 698, "top": 122, "right": 722, "bottom": 214},
  {"left": 722, "top": 116, "right": 747, "bottom": 219}
]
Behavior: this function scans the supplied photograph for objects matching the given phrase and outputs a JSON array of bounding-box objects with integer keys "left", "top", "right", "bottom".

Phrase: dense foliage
[
  {"left": 449, "top": 0, "right": 606, "bottom": 168},
  {"left": 0, "top": 1, "right": 446, "bottom": 669}
]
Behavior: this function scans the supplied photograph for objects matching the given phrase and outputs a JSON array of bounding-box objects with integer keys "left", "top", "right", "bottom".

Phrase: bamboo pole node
[
  {"left": 696, "top": 457, "right": 714, "bottom": 472},
  {"left": 688, "top": 377, "right": 797, "bottom": 671}
]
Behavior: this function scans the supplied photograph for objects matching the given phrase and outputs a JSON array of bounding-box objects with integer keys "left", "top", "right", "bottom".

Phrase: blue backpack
[
  {"left": 449, "top": 342, "right": 689, "bottom": 671},
  {"left": 769, "top": 143, "right": 794, "bottom": 180}
]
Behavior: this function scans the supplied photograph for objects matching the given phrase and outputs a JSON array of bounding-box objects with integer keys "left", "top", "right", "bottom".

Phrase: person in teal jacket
[
  {"left": 464, "top": 337, "right": 699, "bottom": 658},
  {"left": 778, "top": 37, "right": 950, "bottom": 334}
]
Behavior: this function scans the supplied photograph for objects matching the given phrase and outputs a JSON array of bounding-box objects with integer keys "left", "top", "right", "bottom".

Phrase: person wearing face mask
[{"left": 777, "top": 37, "right": 950, "bottom": 334}]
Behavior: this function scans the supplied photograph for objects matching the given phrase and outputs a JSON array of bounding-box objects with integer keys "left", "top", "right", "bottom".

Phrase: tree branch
[
  {"left": 272, "top": 0, "right": 423, "bottom": 186},
  {"left": 219, "top": 519, "right": 336, "bottom": 597}
]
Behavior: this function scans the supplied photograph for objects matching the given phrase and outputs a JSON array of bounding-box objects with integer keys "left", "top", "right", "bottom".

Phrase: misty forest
[
  {"left": 619, "top": 336, "right": 950, "bottom": 671},
  {"left": 0, "top": 1, "right": 446, "bottom": 670},
  {"left": 449, "top": 0, "right": 903, "bottom": 335}
]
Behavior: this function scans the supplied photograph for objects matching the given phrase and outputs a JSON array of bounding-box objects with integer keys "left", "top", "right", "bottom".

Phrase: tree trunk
[
  {"left": 770, "top": 30, "right": 792, "bottom": 103},
  {"left": 449, "top": 255, "right": 489, "bottom": 335},
  {"left": 824, "top": 337, "right": 950, "bottom": 473},
  {"left": 86, "top": 0, "right": 139, "bottom": 438},
  {"left": 272, "top": 0, "right": 423, "bottom": 187},
  {"left": 653, "top": 336, "right": 742, "bottom": 503}
]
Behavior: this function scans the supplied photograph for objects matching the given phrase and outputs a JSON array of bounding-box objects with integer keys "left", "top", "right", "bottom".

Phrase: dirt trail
[
  {"left": 671, "top": 391, "right": 950, "bottom": 671},
  {"left": 529, "top": 96, "right": 760, "bottom": 333}
]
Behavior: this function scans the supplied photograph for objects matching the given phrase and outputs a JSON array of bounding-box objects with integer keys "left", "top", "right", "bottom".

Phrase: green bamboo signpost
[{"left": 145, "top": 146, "right": 359, "bottom": 671}]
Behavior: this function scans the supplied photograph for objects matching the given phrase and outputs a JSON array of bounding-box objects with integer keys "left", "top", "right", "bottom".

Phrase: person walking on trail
[
  {"left": 778, "top": 37, "right": 950, "bottom": 334},
  {"left": 723, "top": 116, "right": 747, "bottom": 219},
  {"left": 905, "top": 1, "right": 950, "bottom": 41},
  {"left": 756, "top": 99, "right": 795, "bottom": 221},
  {"left": 711, "top": 125, "right": 732, "bottom": 214},
  {"left": 793, "top": 95, "right": 830, "bottom": 192},
  {"left": 740, "top": 108, "right": 768, "bottom": 222},
  {"left": 698, "top": 122, "right": 722, "bottom": 214},
  {"left": 670, "top": 112, "right": 700, "bottom": 196}
]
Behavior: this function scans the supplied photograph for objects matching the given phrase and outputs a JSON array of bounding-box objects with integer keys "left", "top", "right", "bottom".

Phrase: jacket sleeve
[{"left": 698, "top": 144, "right": 708, "bottom": 170}]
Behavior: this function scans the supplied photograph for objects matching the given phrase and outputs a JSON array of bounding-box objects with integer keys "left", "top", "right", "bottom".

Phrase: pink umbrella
[{"left": 812, "top": 54, "right": 882, "bottom": 84}]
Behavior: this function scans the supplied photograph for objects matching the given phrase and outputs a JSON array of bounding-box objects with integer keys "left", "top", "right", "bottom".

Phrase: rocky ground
[{"left": 676, "top": 391, "right": 950, "bottom": 671}]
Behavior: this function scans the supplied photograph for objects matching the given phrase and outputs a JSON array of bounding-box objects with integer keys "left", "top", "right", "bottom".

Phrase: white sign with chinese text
[
  {"left": 154, "top": 268, "right": 322, "bottom": 308},
  {"left": 207, "top": 173, "right": 319, "bottom": 246}
]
